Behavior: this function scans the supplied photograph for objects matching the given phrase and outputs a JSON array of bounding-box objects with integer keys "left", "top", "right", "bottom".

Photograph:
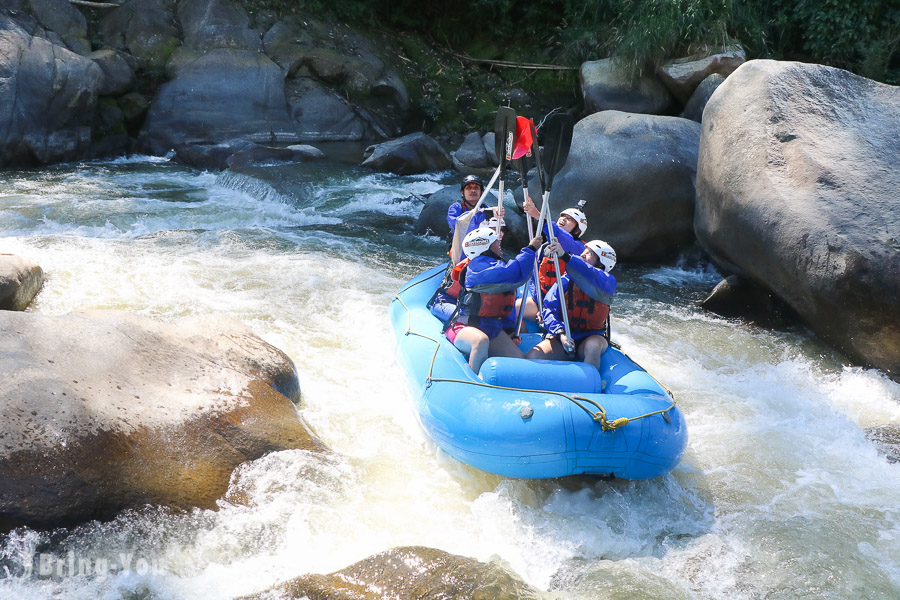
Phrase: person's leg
[
  {"left": 488, "top": 331, "right": 525, "bottom": 360},
  {"left": 430, "top": 300, "right": 456, "bottom": 322},
  {"left": 453, "top": 326, "right": 490, "bottom": 373},
  {"left": 577, "top": 335, "right": 609, "bottom": 369},
  {"left": 525, "top": 337, "right": 568, "bottom": 361},
  {"left": 523, "top": 297, "right": 539, "bottom": 322}
]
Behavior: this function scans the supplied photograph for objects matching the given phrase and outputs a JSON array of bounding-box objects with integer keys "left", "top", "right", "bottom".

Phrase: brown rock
[
  {"left": 239, "top": 546, "right": 543, "bottom": 600},
  {"left": 0, "top": 254, "right": 44, "bottom": 311},
  {"left": 0, "top": 310, "right": 324, "bottom": 530}
]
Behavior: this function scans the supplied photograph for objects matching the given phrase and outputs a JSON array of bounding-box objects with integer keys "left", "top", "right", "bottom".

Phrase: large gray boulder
[
  {"left": 177, "top": 0, "right": 261, "bottom": 51},
  {"left": 0, "top": 255, "right": 43, "bottom": 311},
  {"left": 97, "top": 0, "right": 181, "bottom": 73},
  {"left": 581, "top": 59, "right": 674, "bottom": 116},
  {"left": 550, "top": 111, "right": 701, "bottom": 260},
  {"left": 414, "top": 185, "right": 530, "bottom": 251},
  {"left": 89, "top": 48, "right": 138, "bottom": 96},
  {"left": 682, "top": 73, "right": 726, "bottom": 123},
  {"left": 452, "top": 131, "right": 496, "bottom": 177},
  {"left": 287, "top": 76, "right": 376, "bottom": 142},
  {"left": 0, "top": 15, "right": 103, "bottom": 166},
  {"left": 657, "top": 46, "right": 745, "bottom": 105},
  {"left": 265, "top": 17, "right": 407, "bottom": 141},
  {"left": 696, "top": 60, "right": 900, "bottom": 379},
  {"left": 361, "top": 132, "right": 452, "bottom": 175},
  {"left": 140, "top": 47, "right": 299, "bottom": 154},
  {"left": 26, "top": 0, "right": 90, "bottom": 55},
  {"left": 0, "top": 310, "right": 324, "bottom": 530},
  {"left": 239, "top": 546, "right": 542, "bottom": 600},
  {"left": 139, "top": 0, "right": 300, "bottom": 154}
]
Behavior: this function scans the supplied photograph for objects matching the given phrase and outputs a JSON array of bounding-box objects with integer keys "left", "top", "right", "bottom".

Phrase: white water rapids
[{"left": 1, "top": 158, "right": 899, "bottom": 599}]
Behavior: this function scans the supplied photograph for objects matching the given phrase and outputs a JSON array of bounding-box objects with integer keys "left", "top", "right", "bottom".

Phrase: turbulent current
[{"left": 1, "top": 157, "right": 899, "bottom": 599}]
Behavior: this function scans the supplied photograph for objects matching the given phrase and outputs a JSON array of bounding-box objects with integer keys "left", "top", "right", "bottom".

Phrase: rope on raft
[{"left": 393, "top": 280, "right": 677, "bottom": 432}]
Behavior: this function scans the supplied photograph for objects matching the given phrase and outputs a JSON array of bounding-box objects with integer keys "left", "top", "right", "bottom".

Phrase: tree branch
[
  {"left": 69, "top": 0, "right": 121, "bottom": 8},
  {"left": 450, "top": 52, "right": 578, "bottom": 71}
]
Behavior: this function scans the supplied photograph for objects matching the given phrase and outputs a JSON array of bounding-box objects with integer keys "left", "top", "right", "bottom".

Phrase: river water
[{"left": 1, "top": 157, "right": 899, "bottom": 599}]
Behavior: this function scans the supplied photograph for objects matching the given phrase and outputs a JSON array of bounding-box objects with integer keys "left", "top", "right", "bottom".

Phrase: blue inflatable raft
[{"left": 389, "top": 265, "right": 688, "bottom": 480}]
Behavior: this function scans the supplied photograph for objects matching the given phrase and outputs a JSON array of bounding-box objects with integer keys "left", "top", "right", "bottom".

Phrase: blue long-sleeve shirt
[
  {"left": 458, "top": 247, "right": 537, "bottom": 338},
  {"left": 542, "top": 254, "right": 617, "bottom": 341},
  {"left": 527, "top": 221, "right": 586, "bottom": 301},
  {"left": 447, "top": 201, "right": 488, "bottom": 235}
]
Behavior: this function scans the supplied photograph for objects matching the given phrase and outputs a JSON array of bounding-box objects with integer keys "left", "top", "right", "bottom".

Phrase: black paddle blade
[
  {"left": 542, "top": 113, "right": 574, "bottom": 192},
  {"left": 494, "top": 106, "right": 517, "bottom": 168},
  {"left": 529, "top": 119, "right": 545, "bottom": 193}
]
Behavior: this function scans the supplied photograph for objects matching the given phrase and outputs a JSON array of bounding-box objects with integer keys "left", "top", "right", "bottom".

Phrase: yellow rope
[{"left": 392, "top": 278, "right": 677, "bottom": 432}]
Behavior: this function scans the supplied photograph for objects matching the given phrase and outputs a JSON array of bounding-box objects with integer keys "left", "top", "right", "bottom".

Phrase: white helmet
[
  {"left": 487, "top": 216, "right": 506, "bottom": 231},
  {"left": 560, "top": 207, "right": 588, "bottom": 237},
  {"left": 585, "top": 240, "right": 617, "bottom": 272},
  {"left": 463, "top": 226, "right": 499, "bottom": 259}
]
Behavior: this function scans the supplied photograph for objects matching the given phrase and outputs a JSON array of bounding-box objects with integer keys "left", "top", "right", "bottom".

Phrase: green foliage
[{"left": 246, "top": 0, "right": 898, "bottom": 84}]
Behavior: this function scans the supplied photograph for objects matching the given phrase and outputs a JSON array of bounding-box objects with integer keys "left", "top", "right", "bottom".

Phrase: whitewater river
[{"left": 1, "top": 157, "right": 899, "bottom": 599}]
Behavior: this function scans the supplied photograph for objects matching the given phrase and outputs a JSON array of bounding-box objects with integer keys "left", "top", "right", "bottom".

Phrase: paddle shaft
[{"left": 514, "top": 166, "right": 538, "bottom": 338}]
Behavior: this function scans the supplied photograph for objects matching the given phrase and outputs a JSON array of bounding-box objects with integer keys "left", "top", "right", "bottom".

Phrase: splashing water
[{"left": 1, "top": 158, "right": 899, "bottom": 599}]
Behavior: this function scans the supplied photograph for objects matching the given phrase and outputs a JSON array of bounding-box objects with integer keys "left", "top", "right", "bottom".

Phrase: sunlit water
[{"left": 1, "top": 158, "right": 899, "bottom": 600}]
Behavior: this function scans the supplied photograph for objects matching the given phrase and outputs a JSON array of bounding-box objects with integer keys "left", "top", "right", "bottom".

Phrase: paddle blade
[
  {"left": 529, "top": 119, "right": 545, "bottom": 193},
  {"left": 511, "top": 116, "right": 533, "bottom": 159},
  {"left": 494, "top": 106, "right": 517, "bottom": 167},
  {"left": 542, "top": 113, "right": 574, "bottom": 191}
]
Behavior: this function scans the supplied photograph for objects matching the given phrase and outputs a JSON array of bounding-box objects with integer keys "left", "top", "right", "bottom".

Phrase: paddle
[
  {"left": 492, "top": 107, "right": 517, "bottom": 230},
  {"left": 529, "top": 113, "right": 575, "bottom": 352},
  {"left": 512, "top": 154, "right": 538, "bottom": 338},
  {"left": 469, "top": 107, "right": 517, "bottom": 216}
]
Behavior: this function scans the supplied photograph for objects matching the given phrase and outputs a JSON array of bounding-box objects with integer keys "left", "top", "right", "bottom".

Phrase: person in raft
[
  {"left": 518, "top": 197, "right": 588, "bottom": 323},
  {"left": 525, "top": 239, "right": 617, "bottom": 369},
  {"left": 446, "top": 174, "right": 505, "bottom": 264},
  {"left": 445, "top": 224, "right": 547, "bottom": 374},
  {"left": 429, "top": 216, "right": 506, "bottom": 322}
]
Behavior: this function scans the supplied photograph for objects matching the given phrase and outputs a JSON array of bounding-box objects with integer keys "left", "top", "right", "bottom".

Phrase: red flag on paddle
[{"left": 511, "top": 116, "right": 533, "bottom": 159}]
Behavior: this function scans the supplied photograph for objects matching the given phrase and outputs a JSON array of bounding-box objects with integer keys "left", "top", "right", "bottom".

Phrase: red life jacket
[
  {"left": 434, "top": 258, "right": 470, "bottom": 300},
  {"left": 566, "top": 284, "right": 610, "bottom": 331},
  {"left": 462, "top": 289, "right": 516, "bottom": 319},
  {"left": 445, "top": 258, "right": 470, "bottom": 299},
  {"left": 538, "top": 255, "right": 567, "bottom": 296}
]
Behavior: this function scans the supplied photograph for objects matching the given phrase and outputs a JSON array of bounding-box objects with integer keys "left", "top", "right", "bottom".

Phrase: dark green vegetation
[
  {"left": 241, "top": 0, "right": 898, "bottom": 133},
  {"left": 264, "top": 0, "right": 898, "bottom": 81}
]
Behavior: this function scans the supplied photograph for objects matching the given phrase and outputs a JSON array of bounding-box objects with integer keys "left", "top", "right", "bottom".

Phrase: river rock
[
  {"left": 866, "top": 424, "right": 900, "bottom": 463},
  {"left": 0, "top": 14, "right": 103, "bottom": 166},
  {"left": 178, "top": 0, "right": 261, "bottom": 51},
  {"left": 0, "top": 255, "right": 43, "bottom": 311},
  {"left": 97, "top": 0, "right": 181, "bottom": 73},
  {"left": 0, "top": 310, "right": 324, "bottom": 530},
  {"left": 682, "top": 73, "right": 725, "bottom": 122},
  {"left": 452, "top": 131, "right": 495, "bottom": 177},
  {"left": 696, "top": 59, "right": 900, "bottom": 379},
  {"left": 89, "top": 48, "right": 138, "bottom": 97},
  {"left": 657, "top": 46, "right": 746, "bottom": 104},
  {"left": 172, "top": 140, "right": 322, "bottom": 170},
  {"left": 140, "top": 47, "right": 299, "bottom": 155},
  {"left": 26, "top": 0, "right": 90, "bottom": 55},
  {"left": 700, "top": 274, "right": 792, "bottom": 327},
  {"left": 580, "top": 58, "right": 674, "bottom": 116},
  {"left": 415, "top": 185, "right": 490, "bottom": 239},
  {"left": 265, "top": 17, "right": 407, "bottom": 140},
  {"left": 238, "top": 546, "right": 543, "bottom": 600},
  {"left": 550, "top": 111, "right": 701, "bottom": 260},
  {"left": 361, "top": 132, "right": 452, "bottom": 175},
  {"left": 482, "top": 132, "right": 499, "bottom": 164},
  {"left": 287, "top": 76, "right": 375, "bottom": 142}
]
